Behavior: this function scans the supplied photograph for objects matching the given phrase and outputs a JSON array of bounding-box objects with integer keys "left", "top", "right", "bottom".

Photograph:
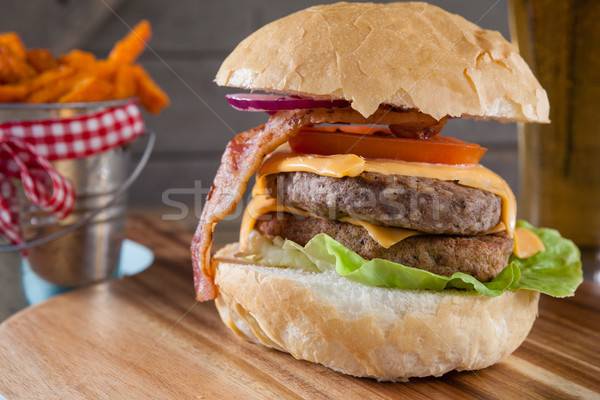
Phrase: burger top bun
[
  {"left": 213, "top": 244, "right": 540, "bottom": 381},
  {"left": 216, "top": 2, "right": 549, "bottom": 122}
]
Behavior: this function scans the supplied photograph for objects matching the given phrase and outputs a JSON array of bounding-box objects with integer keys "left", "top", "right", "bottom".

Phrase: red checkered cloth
[{"left": 0, "top": 100, "right": 145, "bottom": 246}]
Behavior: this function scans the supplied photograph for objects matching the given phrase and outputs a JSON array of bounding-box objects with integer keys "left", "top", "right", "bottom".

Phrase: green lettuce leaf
[
  {"left": 508, "top": 220, "right": 582, "bottom": 297},
  {"left": 239, "top": 220, "right": 582, "bottom": 297}
]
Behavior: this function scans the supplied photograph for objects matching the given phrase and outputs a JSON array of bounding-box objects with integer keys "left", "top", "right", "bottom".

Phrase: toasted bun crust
[
  {"left": 213, "top": 244, "right": 539, "bottom": 381},
  {"left": 216, "top": 2, "right": 549, "bottom": 122}
]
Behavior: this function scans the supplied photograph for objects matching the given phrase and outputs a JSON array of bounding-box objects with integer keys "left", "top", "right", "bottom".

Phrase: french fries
[
  {"left": 0, "top": 84, "right": 27, "bottom": 102},
  {"left": 27, "top": 73, "right": 86, "bottom": 103},
  {"left": 86, "top": 60, "right": 119, "bottom": 81},
  {"left": 0, "top": 20, "right": 169, "bottom": 114},
  {"left": 59, "top": 76, "right": 113, "bottom": 103},
  {"left": 28, "top": 67, "right": 76, "bottom": 93},
  {"left": 109, "top": 20, "right": 151, "bottom": 64},
  {"left": 59, "top": 49, "right": 97, "bottom": 69},
  {"left": 0, "top": 44, "right": 36, "bottom": 84},
  {"left": 133, "top": 65, "right": 169, "bottom": 114},
  {"left": 26, "top": 49, "right": 59, "bottom": 73},
  {"left": 0, "top": 32, "right": 27, "bottom": 59},
  {"left": 114, "top": 64, "right": 137, "bottom": 99}
]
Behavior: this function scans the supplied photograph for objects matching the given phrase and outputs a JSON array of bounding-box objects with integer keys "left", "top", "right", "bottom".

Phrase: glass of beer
[{"left": 508, "top": 0, "right": 600, "bottom": 278}]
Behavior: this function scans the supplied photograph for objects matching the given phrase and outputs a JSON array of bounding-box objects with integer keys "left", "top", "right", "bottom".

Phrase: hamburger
[{"left": 191, "top": 2, "right": 582, "bottom": 380}]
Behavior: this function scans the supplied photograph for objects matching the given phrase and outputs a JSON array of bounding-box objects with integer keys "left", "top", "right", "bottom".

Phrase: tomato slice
[{"left": 288, "top": 126, "right": 487, "bottom": 165}]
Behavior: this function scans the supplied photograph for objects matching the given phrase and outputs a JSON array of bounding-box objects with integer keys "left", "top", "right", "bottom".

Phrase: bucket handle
[{"left": 0, "top": 130, "right": 156, "bottom": 252}]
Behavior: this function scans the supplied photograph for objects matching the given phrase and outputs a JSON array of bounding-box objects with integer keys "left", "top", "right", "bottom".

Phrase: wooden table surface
[{"left": 0, "top": 215, "right": 599, "bottom": 399}]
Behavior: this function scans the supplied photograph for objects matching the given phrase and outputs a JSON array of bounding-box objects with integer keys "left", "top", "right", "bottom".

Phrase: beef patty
[
  {"left": 255, "top": 212, "right": 513, "bottom": 282},
  {"left": 264, "top": 171, "right": 502, "bottom": 235}
]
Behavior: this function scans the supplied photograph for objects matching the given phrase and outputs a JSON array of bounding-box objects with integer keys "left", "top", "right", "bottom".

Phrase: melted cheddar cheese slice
[
  {"left": 513, "top": 227, "right": 545, "bottom": 258},
  {"left": 256, "top": 153, "right": 517, "bottom": 234},
  {"left": 243, "top": 153, "right": 544, "bottom": 257},
  {"left": 240, "top": 194, "right": 421, "bottom": 250}
]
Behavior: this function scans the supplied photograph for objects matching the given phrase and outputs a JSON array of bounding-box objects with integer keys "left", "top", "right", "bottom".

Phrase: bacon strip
[
  {"left": 191, "top": 106, "right": 442, "bottom": 301},
  {"left": 390, "top": 117, "right": 447, "bottom": 139}
]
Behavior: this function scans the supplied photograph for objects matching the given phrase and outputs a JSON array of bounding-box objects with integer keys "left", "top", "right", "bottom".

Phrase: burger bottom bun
[{"left": 213, "top": 244, "right": 539, "bottom": 381}]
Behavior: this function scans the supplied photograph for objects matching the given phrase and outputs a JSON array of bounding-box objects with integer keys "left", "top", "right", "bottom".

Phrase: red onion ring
[{"left": 225, "top": 93, "right": 350, "bottom": 112}]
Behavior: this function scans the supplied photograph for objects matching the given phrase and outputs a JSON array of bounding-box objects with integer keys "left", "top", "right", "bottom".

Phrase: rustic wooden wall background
[{"left": 0, "top": 0, "right": 516, "bottom": 319}]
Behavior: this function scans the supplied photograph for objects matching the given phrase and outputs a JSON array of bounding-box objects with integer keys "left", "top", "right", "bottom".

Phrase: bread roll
[
  {"left": 213, "top": 244, "right": 539, "bottom": 381},
  {"left": 216, "top": 2, "right": 549, "bottom": 122}
]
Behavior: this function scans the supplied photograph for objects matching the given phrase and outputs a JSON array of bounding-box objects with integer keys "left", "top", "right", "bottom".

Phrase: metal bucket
[{"left": 0, "top": 100, "right": 154, "bottom": 286}]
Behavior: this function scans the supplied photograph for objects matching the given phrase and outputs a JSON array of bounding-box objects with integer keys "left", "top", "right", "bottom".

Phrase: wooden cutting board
[{"left": 0, "top": 215, "right": 599, "bottom": 399}]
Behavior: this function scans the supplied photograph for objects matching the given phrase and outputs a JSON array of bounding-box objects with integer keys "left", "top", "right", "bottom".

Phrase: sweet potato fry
[
  {"left": 26, "top": 73, "right": 86, "bottom": 103},
  {"left": 59, "top": 49, "right": 97, "bottom": 69},
  {"left": 84, "top": 59, "right": 118, "bottom": 80},
  {"left": 0, "top": 21, "right": 167, "bottom": 109},
  {"left": 114, "top": 64, "right": 137, "bottom": 99},
  {"left": 0, "top": 84, "right": 28, "bottom": 102},
  {"left": 132, "top": 65, "right": 169, "bottom": 114},
  {"left": 26, "top": 84, "right": 66, "bottom": 103},
  {"left": 26, "top": 48, "right": 58, "bottom": 73},
  {"left": 58, "top": 76, "right": 114, "bottom": 103},
  {"left": 0, "top": 46, "right": 36, "bottom": 84},
  {"left": 0, "top": 51, "right": 15, "bottom": 84},
  {"left": 6, "top": 52, "right": 36, "bottom": 81},
  {"left": 108, "top": 20, "right": 152, "bottom": 64},
  {"left": 28, "top": 66, "right": 75, "bottom": 93},
  {"left": 0, "top": 32, "right": 27, "bottom": 59}
]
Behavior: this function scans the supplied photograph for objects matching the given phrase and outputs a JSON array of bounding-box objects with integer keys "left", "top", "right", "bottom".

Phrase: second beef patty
[{"left": 255, "top": 212, "right": 513, "bottom": 282}]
